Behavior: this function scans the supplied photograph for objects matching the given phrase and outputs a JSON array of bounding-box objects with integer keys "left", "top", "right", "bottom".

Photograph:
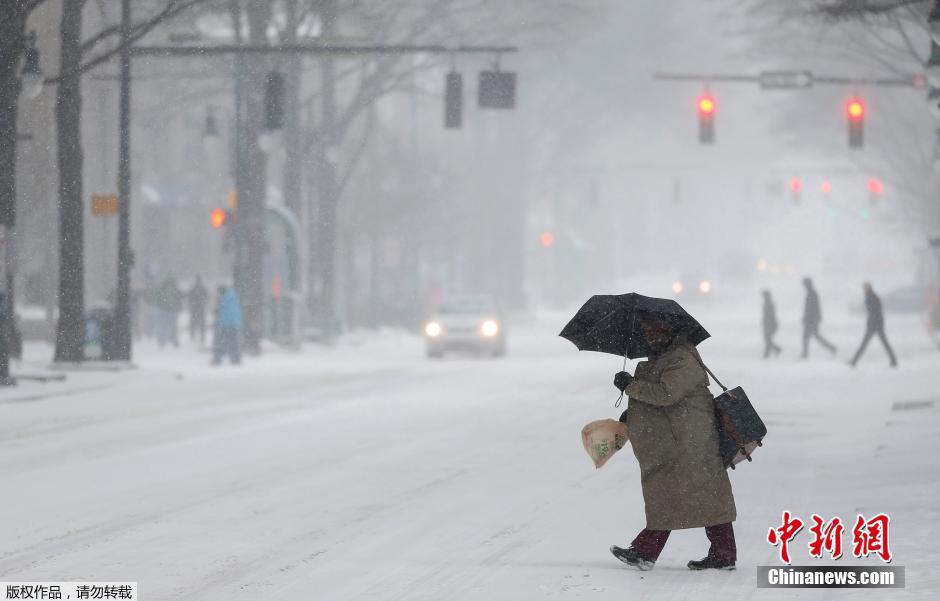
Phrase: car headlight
[
  {"left": 425, "top": 321, "right": 442, "bottom": 337},
  {"left": 481, "top": 320, "right": 499, "bottom": 337},
  {"left": 699, "top": 280, "right": 712, "bottom": 294},
  {"left": 672, "top": 281, "right": 684, "bottom": 294}
]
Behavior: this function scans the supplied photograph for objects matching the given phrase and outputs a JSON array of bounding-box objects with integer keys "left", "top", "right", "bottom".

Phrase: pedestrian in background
[
  {"left": 850, "top": 282, "right": 897, "bottom": 368},
  {"left": 188, "top": 276, "right": 208, "bottom": 345},
  {"left": 761, "top": 290, "right": 781, "bottom": 359},
  {"left": 801, "top": 277, "right": 836, "bottom": 359},
  {"left": 212, "top": 285, "right": 242, "bottom": 365},
  {"left": 155, "top": 274, "right": 182, "bottom": 347}
]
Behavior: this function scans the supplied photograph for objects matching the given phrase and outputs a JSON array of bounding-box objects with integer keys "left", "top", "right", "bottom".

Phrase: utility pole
[
  {"left": 112, "top": 0, "right": 133, "bottom": 361},
  {"left": 317, "top": 0, "right": 339, "bottom": 341}
]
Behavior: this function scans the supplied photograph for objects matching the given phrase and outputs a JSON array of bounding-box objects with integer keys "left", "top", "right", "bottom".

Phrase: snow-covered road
[{"left": 1, "top": 307, "right": 938, "bottom": 600}]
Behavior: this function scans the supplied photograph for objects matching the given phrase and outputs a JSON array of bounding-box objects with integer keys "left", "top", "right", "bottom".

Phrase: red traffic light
[
  {"left": 789, "top": 178, "right": 803, "bottom": 193},
  {"left": 210, "top": 208, "right": 227, "bottom": 229},
  {"left": 820, "top": 181, "right": 832, "bottom": 194},
  {"left": 698, "top": 95, "right": 716, "bottom": 116},
  {"left": 867, "top": 178, "right": 883, "bottom": 195},
  {"left": 540, "top": 231, "right": 555, "bottom": 247},
  {"left": 847, "top": 98, "right": 864, "bottom": 121}
]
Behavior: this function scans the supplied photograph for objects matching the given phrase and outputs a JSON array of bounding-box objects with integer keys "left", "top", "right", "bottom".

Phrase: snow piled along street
[{"left": 1, "top": 306, "right": 938, "bottom": 600}]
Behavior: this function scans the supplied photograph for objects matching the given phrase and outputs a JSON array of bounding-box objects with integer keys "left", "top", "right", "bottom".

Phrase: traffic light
[
  {"left": 264, "top": 71, "right": 285, "bottom": 130},
  {"left": 820, "top": 180, "right": 832, "bottom": 196},
  {"left": 539, "top": 231, "right": 555, "bottom": 247},
  {"left": 697, "top": 93, "right": 715, "bottom": 144},
  {"left": 789, "top": 178, "right": 802, "bottom": 204},
  {"left": 847, "top": 97, "right": 864, "bottom": 148},
  {"left": 210, "top": 208, "right": 228, "bottom": 229},
  {"left": 867, "top": 177, "right": 883, "bottom": 203},
  {"left": 444, "top": 70, "right": 463, "bottom": 129}
]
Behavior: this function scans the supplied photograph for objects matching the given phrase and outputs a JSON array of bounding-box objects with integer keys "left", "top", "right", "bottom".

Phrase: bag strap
[
  {"left": 690, "top": 351, "right": 728, "bottom": 392},
  {"left": 616, "top": 350, "right": 726, "bottom": 409}
]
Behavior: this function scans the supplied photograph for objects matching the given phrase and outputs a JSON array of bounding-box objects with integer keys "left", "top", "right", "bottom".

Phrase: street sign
[
  {"left": 479, "top": 70, "right": 516, "bottom": 109},
  {"left": 91, "top": 194, "right": 119, "bottom": 216},
  {"left": 759, "top": 70, "right": 813, "bottom": 90}
]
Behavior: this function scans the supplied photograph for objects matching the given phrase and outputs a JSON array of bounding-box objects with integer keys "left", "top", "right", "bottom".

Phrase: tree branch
[
  {"left": 47, "top": 0, "right": 211, "bottom": 84},
  {"left": 336, "top": 104, "right": 376, "bottom": 197}
]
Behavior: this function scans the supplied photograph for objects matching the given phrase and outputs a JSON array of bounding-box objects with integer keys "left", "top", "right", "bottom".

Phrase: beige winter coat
[{"left": 623, "top": 338, "right": 736, "bottom": 530}]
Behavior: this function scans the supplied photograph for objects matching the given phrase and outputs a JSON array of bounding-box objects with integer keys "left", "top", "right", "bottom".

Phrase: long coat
[
  {"left": 864, "top": 290, "right": 884, "bottom": 331},
  {"left": 623, "top": 339, "right": 736, "bottom": 531}
]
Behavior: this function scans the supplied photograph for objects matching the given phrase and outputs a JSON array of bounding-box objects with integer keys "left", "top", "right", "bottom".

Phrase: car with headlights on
[
  {"left": 423, "top": 295, "right": 506, "bottom": 358},
  {"left": 669, "top": 272, "right": 714, "bottom": 299}
]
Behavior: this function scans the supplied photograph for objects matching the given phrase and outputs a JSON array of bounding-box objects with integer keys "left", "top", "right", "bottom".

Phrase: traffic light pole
[
  {"left": 654, "top": 70, "right": 923, "bottom": 148},
  {"left": 652, "top": 70, "right": 922, "bottom": 89},
  {"left": 109, "top": 35, "right": 517, "bottom": 361}
]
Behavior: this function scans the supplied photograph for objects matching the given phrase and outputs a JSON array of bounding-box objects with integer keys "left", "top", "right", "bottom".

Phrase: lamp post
[{"left": 1, "top": 30, "right": 43, "bottom": 385}]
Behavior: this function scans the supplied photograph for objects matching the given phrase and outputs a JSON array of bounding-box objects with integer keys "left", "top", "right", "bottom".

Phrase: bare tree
[
  {"left": 51, "top": 0, "right": 215, "bottom": 362},
  {"left": 53, "top": 0, "right": 86, "bottom": 362},
  {"left": 284, "top": 0, "right": 595, "bottom": 338},
  {"left": 0, "top": 1, "right": 47, "bottom": 230},
  {"left": 738, "top": 0, "right": 939, "bottom": 234}
]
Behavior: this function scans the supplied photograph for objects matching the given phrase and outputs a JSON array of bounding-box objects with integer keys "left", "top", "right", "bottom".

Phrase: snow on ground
[{"left": 1, "top": 302, "right": 938, "bottom": 600}]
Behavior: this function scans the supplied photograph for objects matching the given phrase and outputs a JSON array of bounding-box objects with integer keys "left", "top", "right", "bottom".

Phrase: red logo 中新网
[{"left": 766, "top": 511, "right": 891, "bottom": 564}]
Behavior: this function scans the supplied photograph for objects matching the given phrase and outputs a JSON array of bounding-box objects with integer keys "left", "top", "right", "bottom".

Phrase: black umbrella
[{"left": 559, "top": 293, "right": 710, "bottom": 360}]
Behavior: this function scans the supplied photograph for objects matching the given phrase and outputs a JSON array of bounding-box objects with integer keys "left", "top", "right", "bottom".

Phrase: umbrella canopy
[{"left": 559, "top": 293, "right": 710, "bottom": 359}]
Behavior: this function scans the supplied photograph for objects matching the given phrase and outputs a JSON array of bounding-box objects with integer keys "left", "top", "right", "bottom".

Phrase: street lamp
[{"left": 20, "top": 31, "right": 43, "bottom": 100}]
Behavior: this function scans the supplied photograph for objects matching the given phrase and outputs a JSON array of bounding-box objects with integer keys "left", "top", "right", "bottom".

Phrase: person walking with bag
[
  {"left": 609, "top": 316, "right": 737, "bottom": 571},
  {"left": 849, "top": 282, "right": 897, "bottom": 368}
]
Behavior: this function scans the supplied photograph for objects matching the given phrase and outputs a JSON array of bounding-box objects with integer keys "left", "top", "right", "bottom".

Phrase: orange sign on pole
[{"left": 91, "top": 194, "right": 119, "bottom": 216}]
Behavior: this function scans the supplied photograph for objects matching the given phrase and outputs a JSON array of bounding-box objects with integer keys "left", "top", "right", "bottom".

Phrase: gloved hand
[{"left": 613, "top": 370, "right": 634, "bottom": 392}]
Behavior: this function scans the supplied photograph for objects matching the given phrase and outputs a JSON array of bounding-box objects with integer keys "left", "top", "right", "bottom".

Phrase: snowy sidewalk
[{"left": 0, "top": 312, "right": 937, "bottom": 600}]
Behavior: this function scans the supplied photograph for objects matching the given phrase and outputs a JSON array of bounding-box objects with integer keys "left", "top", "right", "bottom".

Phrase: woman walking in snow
[{"left": 610, "top": 316, "right": 737, "bottom": 571}]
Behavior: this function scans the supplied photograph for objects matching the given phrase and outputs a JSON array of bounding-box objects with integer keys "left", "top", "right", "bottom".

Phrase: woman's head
[{"left": 641, "top": 318, "right": 675, "bottom": 354}]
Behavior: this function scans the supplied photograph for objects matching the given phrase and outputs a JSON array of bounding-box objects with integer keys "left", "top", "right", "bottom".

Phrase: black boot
[
  {"left": 687, "top": 555, "right": 735, "bottom": 571},
  {"left": 610, "top": 545, "right": 655, "bottom": 571}
]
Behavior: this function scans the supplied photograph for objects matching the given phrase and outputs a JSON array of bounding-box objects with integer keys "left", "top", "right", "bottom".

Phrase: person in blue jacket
[{"left": 213, "top": 285, "right": 242, "bottom": 365}]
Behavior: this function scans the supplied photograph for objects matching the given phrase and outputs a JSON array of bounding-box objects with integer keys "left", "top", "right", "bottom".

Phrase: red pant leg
[
  {"left": 705, "top": 522, "right": 737, "bottom": 562},
  {"left": 631, "top": 528, "right": 671, "bottom": 561}
]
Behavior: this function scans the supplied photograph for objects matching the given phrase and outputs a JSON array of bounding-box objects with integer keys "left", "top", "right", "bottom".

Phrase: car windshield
[{"left": 438, "top": 297, "right": 494, "bottom": 315}]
